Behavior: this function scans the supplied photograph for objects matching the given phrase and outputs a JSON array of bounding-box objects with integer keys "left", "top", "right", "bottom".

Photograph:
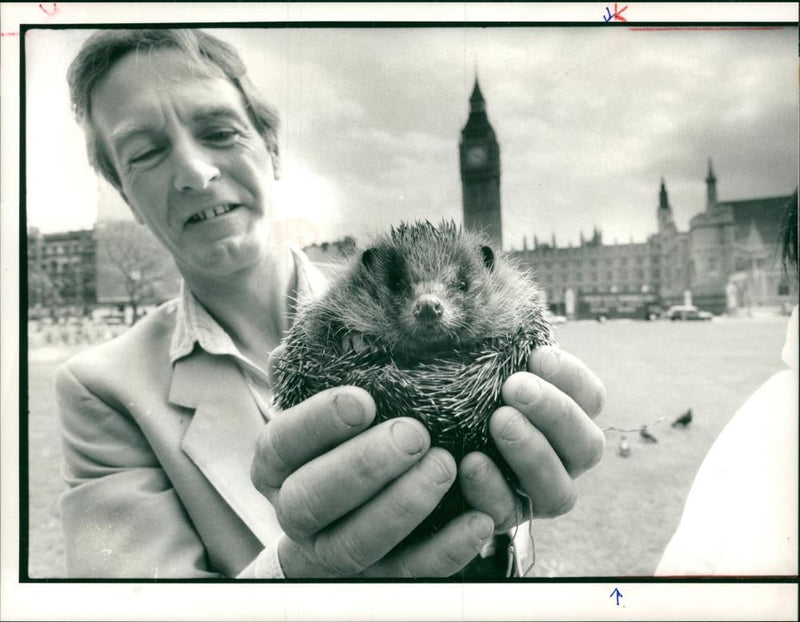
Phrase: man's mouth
[{"left": 186, "top": 204, "right": 240, "bottom": 225}]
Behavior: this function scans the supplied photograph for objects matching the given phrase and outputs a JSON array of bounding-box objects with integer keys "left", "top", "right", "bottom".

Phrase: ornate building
[
  {"left": 685, "top": 161, "right": 795, "bottom": 313},
  {"left": 459, "top": 84, "right": 797, "bottom": 317},
  {"left": 511, "top": 164, "right": 795, "bottom": 317},
  {"left": 459, "top": 79, "right": 502, "bottom": 250}
]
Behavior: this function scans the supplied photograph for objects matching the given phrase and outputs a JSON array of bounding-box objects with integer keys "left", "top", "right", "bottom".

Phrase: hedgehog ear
[
  {"left": 361, "top": 248, "right": 377, "bottom": 270},
  {"left": 480, "top": 245, "right": 495, "bottom": 271}
]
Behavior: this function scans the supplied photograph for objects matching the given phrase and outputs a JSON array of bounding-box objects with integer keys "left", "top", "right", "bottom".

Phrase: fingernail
[
  {"left": 390, "top": 420, "right": 426, "bottom": 455},
  {"left": 332, "top": 392, "right": 366, "bottom": 427},
  {"left": 465, "top": 459, "right": 490, "bottom": 483},
  {"left": 499, "top": 410, "right": 526, "bottom": 442},
  {"left": 514, "top": 376, "right": 540, "bottom": 406},
  {"left": 424, "top": 452, "right": 453, "bottom": 484},
  {"left": 538, "top": 347, "right": 560, "bottom": 377},
  {"left": 469, "top": 515, "right": 494, "bottom": 548}
]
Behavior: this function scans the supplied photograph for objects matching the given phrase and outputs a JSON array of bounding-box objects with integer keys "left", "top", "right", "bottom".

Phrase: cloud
[{"left": 26, "top": 26, "right": 799, "bottom": 252}]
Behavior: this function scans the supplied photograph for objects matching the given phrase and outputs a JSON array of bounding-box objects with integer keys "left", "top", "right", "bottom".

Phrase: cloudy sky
[{"left": 26, "top": 25, "right": 798, "bottom": 250}]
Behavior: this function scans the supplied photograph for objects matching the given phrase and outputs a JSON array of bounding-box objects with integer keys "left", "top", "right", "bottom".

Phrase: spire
[
  {"left": 462, "top": 76, "right": 494, "bottom": 138},
  {"left": 657, "top": 177, "right": 675, "bottom": 233},
  {"left": 706, "top": 157, "right": 718, "bottom": 209},
  {"left": 469, "top": 77, "right": 486, "bottom": 113},
  {"left": 659, "top": 177, "right": 669, "bottom": 210},
  {"left": 706, "top": 158, "right": 716, "bottom": 183}
]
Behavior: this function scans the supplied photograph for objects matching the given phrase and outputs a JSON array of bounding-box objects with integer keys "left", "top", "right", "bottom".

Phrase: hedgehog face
[{"left": 352, "top": 234, "right": 497, "bottom": 359}]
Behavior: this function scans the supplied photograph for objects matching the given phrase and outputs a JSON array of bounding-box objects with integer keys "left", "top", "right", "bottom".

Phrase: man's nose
[{"left": 172, "top": 140, "right": 220, "bottom": 192}]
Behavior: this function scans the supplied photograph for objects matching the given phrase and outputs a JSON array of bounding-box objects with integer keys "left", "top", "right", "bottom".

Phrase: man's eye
[
  {"left": 129, "top": 148, "right": 162, "bottom": 165},
  {"left": 204, "top": 129, "right": 238, "bottom": 145}
]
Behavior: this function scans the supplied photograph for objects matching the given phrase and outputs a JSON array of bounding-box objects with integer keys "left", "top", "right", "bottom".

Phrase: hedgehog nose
[{"left": 414, "top": 295, "right": 444, "bottom": 321}]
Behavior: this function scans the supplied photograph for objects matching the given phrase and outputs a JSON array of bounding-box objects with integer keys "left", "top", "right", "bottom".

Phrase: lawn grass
[
  {"left": 527, "top": 316, "right": 789, "bottom": 576},
  {"left": 24, "top": 316, "right": 790, "bottom": 578}
]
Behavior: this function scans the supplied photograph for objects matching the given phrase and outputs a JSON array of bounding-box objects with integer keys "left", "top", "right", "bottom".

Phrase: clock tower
[{"left": 460, "top": 78, "right": 502, "bottom": 249}]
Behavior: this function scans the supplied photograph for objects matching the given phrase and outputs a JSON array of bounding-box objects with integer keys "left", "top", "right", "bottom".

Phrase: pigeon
[
  {"left": 639, "top": 426, "right": 659, "bottom": 443},
  {"left": 671, "top": 408, "right": 693, "bottom": 428}
]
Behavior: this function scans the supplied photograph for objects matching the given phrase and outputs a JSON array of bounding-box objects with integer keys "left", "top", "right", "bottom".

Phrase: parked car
[
  {"left": 645, "top": 304, "right": 663, "bottom": 321},
  {"left": 665, "top": 305, "right": 713, "bottom": 321}
]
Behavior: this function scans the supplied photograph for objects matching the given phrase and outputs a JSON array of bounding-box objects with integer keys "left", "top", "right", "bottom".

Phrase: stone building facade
[
  {"left": 27, "top": 227, "right": 97, "bottom": 316},
  {"left": 508, "top": 163, "right": 795, "bottom": 317},
  {"left": 27, "top": 223, "right": 180, "bottom": 321},
  {"left": 459, "top": 84, "right": 796, "bottom": 317}
]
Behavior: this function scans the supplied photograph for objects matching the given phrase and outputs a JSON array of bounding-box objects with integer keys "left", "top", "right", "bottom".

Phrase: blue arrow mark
[{"left": 609, "top": 588, "right": 623, "bottom": 606}]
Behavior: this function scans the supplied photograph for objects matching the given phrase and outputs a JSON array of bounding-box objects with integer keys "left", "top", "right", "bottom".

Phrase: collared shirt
[
  {"left": 169, "top": 247, "right": 328, "bottom": 421},
  {"left": 166, "top": 247, "right": 328, "bottom": 579}
]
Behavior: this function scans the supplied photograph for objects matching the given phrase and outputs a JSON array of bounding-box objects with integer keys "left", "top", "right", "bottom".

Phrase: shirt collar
[{"left": 169, "top": 247, "right": 329, "bottom": 369}]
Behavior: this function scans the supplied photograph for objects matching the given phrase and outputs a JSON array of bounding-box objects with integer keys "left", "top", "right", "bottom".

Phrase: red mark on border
[
  {"left": 630, "top": 26, "right": 784, "bottom": 31},
  {"left": 0, "top": 3, "right": 58, "bottom": 37},
  {"left": 603, "top": 3, "right": 628, "bottom": 23}
]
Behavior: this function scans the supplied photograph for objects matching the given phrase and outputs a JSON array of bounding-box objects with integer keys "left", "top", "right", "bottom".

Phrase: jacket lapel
[{"left": 170, "top": 350, "right": 284, "bottom": 548}]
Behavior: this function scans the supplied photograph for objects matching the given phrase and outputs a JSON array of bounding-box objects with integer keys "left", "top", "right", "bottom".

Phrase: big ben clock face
[{"left": 466, "top": 145, "right": 488, "bottom": 167}]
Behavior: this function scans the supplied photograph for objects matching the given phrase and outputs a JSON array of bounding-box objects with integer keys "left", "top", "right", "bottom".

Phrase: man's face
[{"left": 90, "top": 49, "right": 278, "bottom": 280}]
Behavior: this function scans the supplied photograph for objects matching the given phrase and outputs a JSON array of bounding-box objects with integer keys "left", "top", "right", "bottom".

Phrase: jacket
[{"left": 56, "top": 300, "right": 284, "bottom": 578}]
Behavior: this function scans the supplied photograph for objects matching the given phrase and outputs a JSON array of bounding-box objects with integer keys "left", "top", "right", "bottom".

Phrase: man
[{"left": 55, "top": 28, "right": 607, "bottom": 578}]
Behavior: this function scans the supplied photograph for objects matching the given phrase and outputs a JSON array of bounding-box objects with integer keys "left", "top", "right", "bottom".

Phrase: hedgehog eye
[
  {"left": 385, "top": 249, "right": 408, "bottom": 293},
  {"left": 387, "top": 269, "right": 405, "bottom": 292}
]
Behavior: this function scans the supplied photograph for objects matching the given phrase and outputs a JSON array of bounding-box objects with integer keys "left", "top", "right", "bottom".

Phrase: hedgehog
[{"left": 273, "top": 220, "right": 555, "bottom": 544}]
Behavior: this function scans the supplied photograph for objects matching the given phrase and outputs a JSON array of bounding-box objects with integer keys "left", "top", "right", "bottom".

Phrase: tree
[
  {"left": 95, "top": 221, "right": 178, "bottom": 324},
  {"left": 27, "top": 262, "right": 62, "bottom": 318}
]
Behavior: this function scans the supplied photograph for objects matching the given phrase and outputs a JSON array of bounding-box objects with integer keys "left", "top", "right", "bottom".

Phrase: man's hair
[{"left": 67, "top": 28, "right": 280, "bottom": 189}]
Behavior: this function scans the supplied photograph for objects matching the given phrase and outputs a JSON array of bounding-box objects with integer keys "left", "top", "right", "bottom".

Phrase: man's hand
[
  {"left": 255, "top": 343, "right": 605, "bottom": 577},
  {"left": 459, "top": 345, "right": 606, "bottom": 532},
  {"left": 251, "top": 371, "right": 495, "bottom": 578}
]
